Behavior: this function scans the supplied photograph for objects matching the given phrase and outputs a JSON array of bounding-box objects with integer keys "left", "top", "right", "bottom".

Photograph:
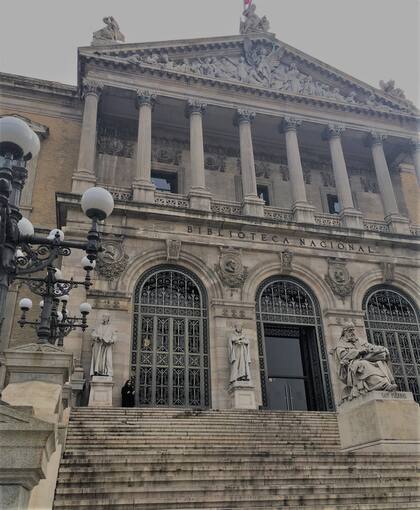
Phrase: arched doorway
[
  {"left": 256, "top": 277, "right": 334, "bottom": 411},
  {"left": 363, "top": 285, "right": 420, "bottom": 403},
  {"left": 131, "top": 266, "right": 210, "bottom": 408}
]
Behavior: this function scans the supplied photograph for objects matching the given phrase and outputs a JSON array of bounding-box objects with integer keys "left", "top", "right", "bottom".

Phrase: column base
[
  {"left": 228, "top": 380, "right": 257, "bottom": 410},
  {"left": 337, "top": 391, "right": 420, "bottom": 453},
  {"left": 132, "top": 180, "right": 156, "bottom": 203},
  {"left": 71, "top": 170, "right": 96, "bottom": 194},
  {"left": 242, "top": 195, "right": 265, "bottom": 217},
  {"left": 292, "top": 202, "right": 315, "bottom": 223},
  {"left": 385, "top": 213, "right": 411, "bottom": 234},
  {"left": 188, "top": 188, "right": 212, "bottom": 211},
  {"left": 340, "top": 208, "right": 364, "bottom": 229},
  {"left": 88, "top": 376, "right": 113, "bottom": 407}
]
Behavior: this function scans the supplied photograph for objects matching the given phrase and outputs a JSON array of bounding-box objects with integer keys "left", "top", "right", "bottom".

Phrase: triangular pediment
[{"left": 80, "top": 34, "right": 416, "bottom": 116}]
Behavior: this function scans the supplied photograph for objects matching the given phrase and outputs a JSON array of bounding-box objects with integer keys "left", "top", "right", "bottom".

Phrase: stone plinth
[
  {"left": 340, "top": 208, "right": 364, "bottom": 229},
  {"left": 0, "top": 403, "right": 57, "bottom": 510},
  {"left": 292, "top": 202, "right": 316, "bottom": 223},
  {"left": 188, "top": 188, "right": 212, "bottom": 211},
  {"left": 2, "top": 343, "right": 73, "bottom": 387},
  {"left": 242, "top": 196, "right": 264, "bottom": 217},
  {"left": 88, "top": 376, "right": 114, "bottom": 407},
  {"left": 337, "top": 391, "right": 420, "bottom": 453},
  {"left": 228, "top": 380, "right": 257, "bottom": 410}
]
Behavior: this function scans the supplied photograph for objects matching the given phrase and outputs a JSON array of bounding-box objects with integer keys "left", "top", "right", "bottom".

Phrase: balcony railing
[
  {"left": 314, "top": 213, "right": 341, "bottom": 227},
  {"left": 363, "top": 219, "right": 391, "bottom": 233},
  {"left": 264, "top": 206, "right": 294, "bottom": 223},
  {"left": 99, "top": 185, "right": 418, "bottom": 237}
]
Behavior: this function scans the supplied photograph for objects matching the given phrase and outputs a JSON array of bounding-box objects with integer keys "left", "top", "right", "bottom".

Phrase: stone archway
[
  {"left": 131, "top": 265, "right": 210, "bottom": 408},
  {"left": 363, "top": 285, "right": 420, "bottom": 403},
  {"left": 256, "top": 276, "right": 334, "bottom": 411}
]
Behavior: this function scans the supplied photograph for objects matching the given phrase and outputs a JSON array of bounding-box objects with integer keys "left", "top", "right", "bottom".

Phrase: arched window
[
  {"left": 363, "top": 286, "right": 420, "bottom": 403},
  {"left": 256, "top": 277, "right": 334, "bottom": 411},
  {"left": 131, "top": 266, "right": 210, "bottom": 408}
]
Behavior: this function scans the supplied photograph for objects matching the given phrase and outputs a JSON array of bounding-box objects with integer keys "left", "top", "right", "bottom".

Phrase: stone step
[
  {"left": 60, "top": 449, "right": 419, "bottom": 463},
  {"left": 53, "top": 487, "right": 420, "bottom": 508},
  {"left": 55, "top": 409, "right": 419, "bottom": 509},
  {"left": 53, "top": 501, "right": 420, "bottom": 510},
  {"left": 56, "top": 469, "right": 418, "bottom": 486}
]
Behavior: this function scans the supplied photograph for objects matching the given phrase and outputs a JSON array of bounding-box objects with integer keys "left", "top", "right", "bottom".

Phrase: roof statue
[
  {"left": 240, "top": 3, "right": 270, "bottom": 34},
  {"left": 379, "top": 79, "right": 406, "bottom": 99},
  {"left": 92, "top": 16, "right": 125, "bottom": 46}
]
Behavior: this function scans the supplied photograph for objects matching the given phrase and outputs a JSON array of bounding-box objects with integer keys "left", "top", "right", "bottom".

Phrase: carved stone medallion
[
  {"left": 325, "top": 258, "right": 354, "bottom": 299},
  {"left": 96, "top": 238, "right": 129, "bottom": 281},
  {"left": 215, "top": 248, "right": 248, "bottom": 288}
]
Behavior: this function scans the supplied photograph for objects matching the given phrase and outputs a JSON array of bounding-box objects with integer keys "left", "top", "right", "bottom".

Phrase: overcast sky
[{"left": 0, "top": 0, "right": 419, "bottom": 105}]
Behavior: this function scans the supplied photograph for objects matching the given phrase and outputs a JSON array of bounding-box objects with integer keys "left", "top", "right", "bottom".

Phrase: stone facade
[{"left": 0, "top": 24, "right": 419, "bottom": 415}]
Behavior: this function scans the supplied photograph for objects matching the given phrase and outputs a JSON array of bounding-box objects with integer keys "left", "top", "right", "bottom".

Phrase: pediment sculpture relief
[{"left": 124, "top": 40, "right": 410, "bottom": 112}]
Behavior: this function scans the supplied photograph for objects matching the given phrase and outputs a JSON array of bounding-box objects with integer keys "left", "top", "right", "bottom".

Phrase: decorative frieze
[{"left": 124, "top": 41, "right": 408, "bottom": 112}]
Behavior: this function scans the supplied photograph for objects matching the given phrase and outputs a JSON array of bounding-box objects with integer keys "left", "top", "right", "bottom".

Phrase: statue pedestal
[
  {"left": 228, "top": 380, "right": 257, "bottom": 410},
  {"left": 88, "top": 376, "right": 113, "bottom": 407},
  {"left": 337, "top": 391, "right": 420, "bottom": 453}
]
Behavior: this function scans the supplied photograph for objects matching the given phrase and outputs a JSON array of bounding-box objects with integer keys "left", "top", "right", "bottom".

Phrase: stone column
[
  {"left": 72, "top": 79, "right": 103, "bottom": 194},
  {"left": 185, "top": 99, "right": 212, "bottom": 211},
  {"left": 367, "top": 132, "right": 410, "bottom": 234},
  {"left": 410, "top": 138, "right": 420, "bottom": 186},
  {"left": 234, "top": 109, "right": 264, "bottom": 217},
  {"left": 132, "top": 90, "right": 157, "bottom": 203},
  {"left": 281, "top": 117, "right": 315, "bottom": 223},
  {"left": 323, "top": 125, "right": 363, "bottom": 229}
]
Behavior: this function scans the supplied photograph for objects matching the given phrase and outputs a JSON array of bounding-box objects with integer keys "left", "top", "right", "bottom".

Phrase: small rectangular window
[
  {"left": 151, "top": 171, "right": 178, "bottom": 193},
  {"left": 327, "top": 194, "right": 340, "bottom": 214},
  {"left": 257, "top": 185, "right": 270, "bottom": 205}
]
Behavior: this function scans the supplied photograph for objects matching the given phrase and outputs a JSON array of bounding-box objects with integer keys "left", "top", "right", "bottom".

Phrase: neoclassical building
[{"left": 1, "top": 11, "right": 419, "bottom": 414}]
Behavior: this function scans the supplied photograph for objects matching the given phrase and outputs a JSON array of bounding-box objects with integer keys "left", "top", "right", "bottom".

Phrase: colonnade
[{"left": 72, "top": 79, "right": 417, "bottom": 234}]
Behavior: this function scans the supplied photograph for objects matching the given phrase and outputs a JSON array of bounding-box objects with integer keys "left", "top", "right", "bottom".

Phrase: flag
[{"left": 244, "top": 0, "right": 253, "bottom": 10}]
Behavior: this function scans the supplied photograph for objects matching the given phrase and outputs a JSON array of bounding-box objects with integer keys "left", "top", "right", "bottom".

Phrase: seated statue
[
  {"left": 240, "top": 4, "right": 270, "bottom": 34},
  {"left": 331, "top": 322, "right": 397, "bottom": 402},
  {"left": 92, "top": 16, "right": 125, "bottom": 46}
]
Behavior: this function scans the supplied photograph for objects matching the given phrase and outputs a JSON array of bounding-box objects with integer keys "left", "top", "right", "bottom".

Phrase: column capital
[
  {"left": 280, "top": 116, "right": 302, "bottom": 133},
  {"left": 136, "top": 89, "right": 157, "bottom": 109},
  {"left": 323, "top": 124, "right": 346, "bottom": 140},
  {"left": 185, "top": 99, "right": 207, "bottom": 118},
  {"left": 81, "top": 79, "right": 103, "bottom": 100},
  {"left": 234, "top": 109, "right": 256, "bottom": 126},
  {"left": 366, "top": 131, "right": 388, "bottom": 147}
]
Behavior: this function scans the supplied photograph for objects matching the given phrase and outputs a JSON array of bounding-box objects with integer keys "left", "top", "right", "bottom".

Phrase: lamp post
[{"left": 0, "top": 116, "right": 114, "bottom": 342}]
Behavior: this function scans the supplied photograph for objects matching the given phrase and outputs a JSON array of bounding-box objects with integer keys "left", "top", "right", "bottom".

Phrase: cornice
[
  {"left": 80, "top": 53, "right": 418, "bottom": 123},
  {"left": 0, "top": 71, "right": 77, "bottom": 99}
]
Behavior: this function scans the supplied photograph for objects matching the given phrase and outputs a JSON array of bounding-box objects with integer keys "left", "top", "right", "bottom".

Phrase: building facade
[{"left": 1, "top": 12, "right": 419, "bottom": 413}]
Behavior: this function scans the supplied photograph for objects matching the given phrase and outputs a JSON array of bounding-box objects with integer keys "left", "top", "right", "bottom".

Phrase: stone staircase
[{"left": 53, "top": 408, "right": 420, "bottom": 509}]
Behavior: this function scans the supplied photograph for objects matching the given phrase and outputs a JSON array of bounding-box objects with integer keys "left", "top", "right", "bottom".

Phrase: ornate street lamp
[{"left": 0, "top": 116, "right": 114, "bottom": 343}]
